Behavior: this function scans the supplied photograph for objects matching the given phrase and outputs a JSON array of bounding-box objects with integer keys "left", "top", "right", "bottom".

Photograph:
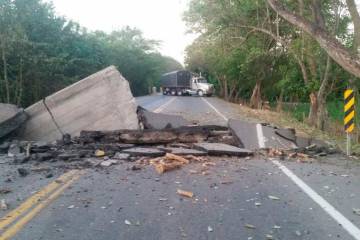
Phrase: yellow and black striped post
[
  {"left": 344, "top": 89, "right": 355, "bottom": 155},
  {"left": 344, "top": 89, "right": 355, "bottom": 133}
]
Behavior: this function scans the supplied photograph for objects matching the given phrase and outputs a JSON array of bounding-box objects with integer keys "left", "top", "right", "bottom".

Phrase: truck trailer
[{"left": 161, "top": 70, "right": 214, "bottom": 97}]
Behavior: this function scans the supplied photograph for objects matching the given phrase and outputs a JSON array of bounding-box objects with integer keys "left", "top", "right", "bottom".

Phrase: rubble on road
[{"left": 0, "top": 103, "right": 27, "bottom": 139}]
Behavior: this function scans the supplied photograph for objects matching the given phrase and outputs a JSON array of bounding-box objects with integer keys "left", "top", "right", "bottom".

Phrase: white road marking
[
  {"left": 201, "top": 97, "right": 360, "bottom": 240},
  {"left": 153, "top": 97, "right": 177, "bottom": 113},
  {"left": 201, "top": 97, "right": 228, "bottom": 121},
  {"left": 273, "top": 160, "right": 360, "bottom": 240},
  {"left": 256, "top": 124, "right": 266, "bottom": 148}
]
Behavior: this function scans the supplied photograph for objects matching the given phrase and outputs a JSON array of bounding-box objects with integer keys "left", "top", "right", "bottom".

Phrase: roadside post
[{"left": 344, "top": 89, "right": 355, "bottom": 156}]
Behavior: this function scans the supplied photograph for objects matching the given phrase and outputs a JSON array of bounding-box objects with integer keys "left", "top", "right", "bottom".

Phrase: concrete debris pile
[{"left": 0, "top": 65, "right": 340, "bottom": 174}]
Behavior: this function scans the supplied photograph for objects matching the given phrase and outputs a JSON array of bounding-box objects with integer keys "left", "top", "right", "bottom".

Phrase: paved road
[{"left": 1, "top": 96, "right": 360, "bottom": 240}]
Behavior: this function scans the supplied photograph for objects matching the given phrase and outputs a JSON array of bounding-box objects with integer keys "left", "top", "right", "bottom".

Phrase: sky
[{"left": 48, "top": 0, "right": 197, "bottom": 65}]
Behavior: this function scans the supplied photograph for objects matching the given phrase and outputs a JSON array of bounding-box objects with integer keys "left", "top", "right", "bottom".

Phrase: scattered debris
[
  {"left": 268, "top": 195, "right": 280, "bottom": 200},
  {"left": 207, "top": 226, "right": 213, "bottom": 232},
  {"left": 124, "top": 220, "right": 132, "bottom": 225},
  {"left": 0, "top": 199, "right": 8, "bottom": 210},
  {"left": 353, "top": 208, "right": 360, "bottom": 216},
  {"left": 177, "top": 189, "right": 194, "bottom": 198},
  {"left": 244, "top": 224, "right": 256, "bottom": 229},
  {"left": 95, "top": 150, "right": 105, "bottom": 157},
  {"left": 0, "top": 189, "right": 11, "bottom": 194},
  {"left": 18, "top": 168, "right": 29, "bottom": 177},
  {"left": 100, "top": 160, "right": 118, "bottom": 167}
]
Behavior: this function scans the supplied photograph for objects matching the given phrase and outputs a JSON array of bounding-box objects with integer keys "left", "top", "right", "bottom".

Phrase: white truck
[{"left": 161, "top": 70, "right": 214, "bottom": 97}]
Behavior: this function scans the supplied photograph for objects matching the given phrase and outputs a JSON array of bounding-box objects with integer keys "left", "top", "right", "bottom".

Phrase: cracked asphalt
[{"left": 1, "top": 95, "right": 360, "bottom": 240}]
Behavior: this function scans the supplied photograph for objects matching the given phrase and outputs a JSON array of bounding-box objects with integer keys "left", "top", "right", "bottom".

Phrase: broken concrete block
[
  {"left": 228, "top": 119, "right": 297, "bottom": 150},
  {"left": 122, "top": 147, "right": 165, "bottom": 157},
  {"left": 137, "top": 106, "right": 191, "bottom": 129},
  {"left": 158, "top": 147, "right": 207, "bottom": 156},
  {"left": 19, "top": 66, "right": 139, "bottom": 142},
  {"left": 228, "top": 119, "right": 259, "bottom": 149},
  {"left": 193, "top": 143, "right": 253, "bottom": 157},
  {"left": 0, "top": 103, "right": 27, "bottom": 139}
]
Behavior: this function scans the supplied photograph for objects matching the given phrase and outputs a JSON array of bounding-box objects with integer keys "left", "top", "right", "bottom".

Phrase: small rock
[
  {"left": 95, "top": 150, "right": 105, "bottom": 157},
  {"left": 131, "top": 165, "right": 142, "bottom": 171},
  {"left": 100, "top": 160, "right": 118, "bottom": 167},
  {"left": 46, "top": 173, "right": 54, "bottom": 178},
  {"left": 244, "top": 224, "right": 256, "bottom": 229},
  {"left": 273, "top": 225, "right": 281, "bottom": 229},
  {"left": 125, "top": 219, "right": 132, "bottom": 225},
  {"left": 353, "top": 208, "right": 360, "bottom": 216},
  {"left": 0, "top": 199, "right": 8, "bottom": 210},
  {"left": 295, "top": 230, "right": 302, "bottom": 236},
  {"left": 268, "top": 195, "right": 280, "bottom": 200},
  {"left": 113, "top": 152, "right": 130, "bottom": 160},
  {"left": 255, "top": 202, "right": 262, "bottom": 207},
  {"left": 208, "top": 226, "right": 213, "bottom": 232},
  {"left": 67, "top": 205, "right": 75, "bottom": 209},
  {"left": 266, "top": 234, "right": 274, "bottom": 239},
  {"left": 36, "top": 152, "right": 53, "bottom": 162},
  {"left": 14, "top": 153, "right": 29, "bottom": 164},
  {"left": 8, "top": 142, "right": 21, "bottom": 157},
  {"left": 18, "top": 168, "right": 29, "bottom": 177}
]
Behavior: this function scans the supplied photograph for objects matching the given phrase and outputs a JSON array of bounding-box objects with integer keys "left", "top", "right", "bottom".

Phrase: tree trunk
[
  {"left": 250, "top": 81, "right": 262, "bottom": 109},
  {"left": 267, "top": 0, "right": 360, "bottom": 78},
  {"left": 308, "top": 92, "right": 318, "bottom": 125},
  {"left": 276, "top": 89, "right": 284, "bottom": 112},
  {"left": 1, "top": 40, "right": 10, "bottom": 103},
  {"left": 223, "top": 76, "right": 229, "bottom": 100}
]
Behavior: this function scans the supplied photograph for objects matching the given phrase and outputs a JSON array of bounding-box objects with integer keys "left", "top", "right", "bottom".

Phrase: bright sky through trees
[{"left": 48, "top": 0, "right": 196, "bottom": 64}]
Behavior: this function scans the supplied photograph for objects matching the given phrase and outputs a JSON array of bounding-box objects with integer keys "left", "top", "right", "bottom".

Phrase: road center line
[
  {"left": 0, "top": 170, "right": 79, "bottom": 231},
  {"left": 273, "top": 160, "right": 360, "bottom": 240},
  {"left": 201, "top": 97, "right": 360, "bottom": 240},
  {"left": 0, "top": 171, "right": 84, "bottom": 240},
  {"left": 153, "top": 97, "right": 177, "bottom": 113},
  {"left": 201, "top": 97, "right": 228, "bottom": 121}
]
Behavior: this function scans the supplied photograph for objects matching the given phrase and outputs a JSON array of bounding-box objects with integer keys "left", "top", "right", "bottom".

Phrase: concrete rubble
[{"left": 0, "top": 66, "right": 339, "bottom": 181}]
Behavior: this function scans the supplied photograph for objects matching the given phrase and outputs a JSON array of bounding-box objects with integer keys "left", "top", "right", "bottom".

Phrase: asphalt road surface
[{"left": 1, "top": 95, "right": 360, "bottom": 240}]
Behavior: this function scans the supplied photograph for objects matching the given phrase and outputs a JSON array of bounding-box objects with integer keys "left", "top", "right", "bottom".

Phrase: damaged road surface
[{"left": 1, "top": 76, "right": 360, "bottom": 239}]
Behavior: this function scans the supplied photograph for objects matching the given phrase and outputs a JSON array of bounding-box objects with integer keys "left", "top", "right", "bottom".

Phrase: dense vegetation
[
  {"left": 183, "top": 0, "right": 360, "bottom": 131},
  {"left": 0, "top": 0, "right": 182, "bottom": 107}
]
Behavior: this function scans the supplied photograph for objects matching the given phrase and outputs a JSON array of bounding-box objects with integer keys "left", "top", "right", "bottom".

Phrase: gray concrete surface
[
  {"left": 19, "top": 66, "right": 139, "bottom": 142},
  {"left": 1, "top": 95, "right": 360, "bottom": 240}
]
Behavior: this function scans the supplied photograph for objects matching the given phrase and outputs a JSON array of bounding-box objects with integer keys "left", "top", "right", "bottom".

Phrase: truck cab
[{"left": 191, "top": 76, "right": 214, "bottom": 97}]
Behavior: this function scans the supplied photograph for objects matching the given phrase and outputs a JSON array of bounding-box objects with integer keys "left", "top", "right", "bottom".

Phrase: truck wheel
[
  {"left": 177, "top": 91, "right": 182, "bottom": 96},
  {"left": 197, "top": 90, "right": 204, "bottom": 97},
  {"left": 171, "top": 90, "right": 176, "bottom": 96}
]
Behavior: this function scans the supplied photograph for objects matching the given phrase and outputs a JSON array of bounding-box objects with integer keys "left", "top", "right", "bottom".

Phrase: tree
[{"left": 267, "top": 0, "right": 360, "bottom": 78}]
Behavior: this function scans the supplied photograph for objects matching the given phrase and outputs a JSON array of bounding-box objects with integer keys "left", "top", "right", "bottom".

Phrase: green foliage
[{"left": 0, "top": 0, "right": 181, "bottom": 107}]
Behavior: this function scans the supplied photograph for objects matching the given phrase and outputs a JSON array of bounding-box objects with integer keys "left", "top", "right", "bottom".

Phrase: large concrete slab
[
  {"left": 228, "top": 119, "right": 297, "bottom": 150},
  {"left": 194, "top": 142, "right": 253, "bottom": 157},
  {"left": 19, "top": 66, "right": 139, "bottom": 142},
  {"left": 0, "top": 104, "right": 27, "bottom": 139},
  {"left": 137, "top": 106, "right": 191, "bottom": 129}
]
